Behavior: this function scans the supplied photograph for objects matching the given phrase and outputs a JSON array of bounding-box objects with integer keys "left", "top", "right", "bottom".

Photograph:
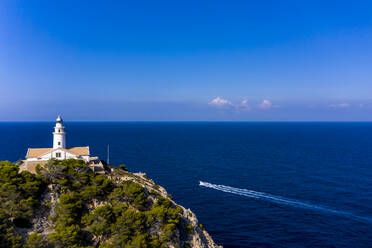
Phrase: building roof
[
  {"left": 26, "top": 146, "right": 90, "bottom": 158},
  {"left": 26, "top": 148, "right": 53, "bottom": 158},
  {"left": 56, "top": 115, "right": 63, "bottom": 123},
  {"left": 67, "top": 147, "right": 90, "bottom": 156}
]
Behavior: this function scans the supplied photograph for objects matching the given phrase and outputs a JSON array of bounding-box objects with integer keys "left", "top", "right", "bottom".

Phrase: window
[
  {"left": 58, "top": 142, "right": 61, "bottom": 145},
  {"left": 56, "top": 152, "right": 61, "bottom": 158},
  {"left": 58, "top": 129, "right": 60, "bottom": 133}
]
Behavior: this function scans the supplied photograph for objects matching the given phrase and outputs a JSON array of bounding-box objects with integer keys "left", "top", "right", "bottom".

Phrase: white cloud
[
  {"left": 209, "top": 97, "right": 233, "bottom": 107},
  {"left": 329, "top": 103, "right": 350, "bottom": 108},
  {"left": 209, "top": 98, "right": 275, "bottom": 111},
  {"left": 259, "top": 99, "right": 272, "bottom": 109},
  {"left": 239, "top": 99, "right": 251, "bottom": 111}
]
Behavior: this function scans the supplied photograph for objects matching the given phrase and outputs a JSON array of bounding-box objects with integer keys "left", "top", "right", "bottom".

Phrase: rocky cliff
[{"left": 0, "top": 159, "right": 222, "bottom": 248}]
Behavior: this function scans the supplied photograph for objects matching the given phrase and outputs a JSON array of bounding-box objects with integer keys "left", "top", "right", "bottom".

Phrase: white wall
[
  {"left": 36, "top": 149, "right": 78, "bottom": 160},
  {"left": 53, "top": 121, "right": 66, "bottom": 149},
  {"left": 26, "top": 149, "right": 88, "bottom": 162},
  {"left": 53, "top": 133, "right": 66, "bottom": 149}
]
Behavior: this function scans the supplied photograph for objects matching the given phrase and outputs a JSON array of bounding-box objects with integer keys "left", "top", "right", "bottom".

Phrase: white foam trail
[{"left": 199, "top": 181, "right": 372, "bottom": 223}]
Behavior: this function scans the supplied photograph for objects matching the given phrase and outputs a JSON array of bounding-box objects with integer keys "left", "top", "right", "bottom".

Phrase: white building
[{"left": 20, "top": 115, "right": 104, "bottom": 173}]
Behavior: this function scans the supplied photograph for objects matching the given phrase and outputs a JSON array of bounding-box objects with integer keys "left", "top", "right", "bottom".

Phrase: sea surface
[{"left": 1, "top": 122, "right": 371, "bottom": 248}]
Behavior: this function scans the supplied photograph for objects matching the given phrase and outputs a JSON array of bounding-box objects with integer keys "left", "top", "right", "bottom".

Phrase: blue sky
[{"left": 1, "top": 0, "right": 372, "bottom": 121}]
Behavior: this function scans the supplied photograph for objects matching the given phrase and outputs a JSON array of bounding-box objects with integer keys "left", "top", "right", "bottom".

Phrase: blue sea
[{"left": 1, "top": 122, "right": 371, "bottom": 248}]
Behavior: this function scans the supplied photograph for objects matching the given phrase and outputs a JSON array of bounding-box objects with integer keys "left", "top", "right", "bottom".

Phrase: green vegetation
[
  {"left": 118, "top": 164, "right": 128, "bottom": 171},
  {"left": 199, "top": 223, "right": 204, "bottom": 231},
  {"left": 0, "top": 161, "right": 45, "bottom": 248},
  {"left": 184, "top": 224, "right": 194, "bottom": 234},
  {"left": 0, "top": 159, "right": 187, "bottom": 247}
]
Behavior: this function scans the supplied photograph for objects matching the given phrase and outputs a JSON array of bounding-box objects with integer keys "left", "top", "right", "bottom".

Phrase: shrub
[
  {"left": 0, "top": 161, "right": 45, "bottom": 245},
  {"left": 185, "top": 224, "right": 194, "bottom": 234},
  {"left": 82, "top": 205, "right": 115, "bottom": 237},
  {"left": 109, "top": 181, "right": 148, "bottom": 210},
  {"left": 118, "top": 164, "right": 128, "bottom": 171},
  {"left": 47, "top": 224, "right": 83, "bottom": 248},
  {"left": 199, "top": 224, "right": 204, "bottom": 231},
  {"left": 25, "top": 233, "right": 47, "bottom": 248},
  {"left": 183, "top": 243, "right": 192, "bottom": 248}
]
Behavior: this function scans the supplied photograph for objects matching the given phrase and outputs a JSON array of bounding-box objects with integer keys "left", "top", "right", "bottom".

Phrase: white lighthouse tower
[
  {"left": 53, "top": 115, "right": 66, "bottom": 149},
  {"left": 21, "top": 115, "right": 106, "bottom": 174}
]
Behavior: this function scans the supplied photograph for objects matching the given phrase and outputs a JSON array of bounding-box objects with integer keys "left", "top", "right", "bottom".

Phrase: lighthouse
[
  {"left": 25, "top": 115, "right": 90, "bottom": 162},
  {"left": 21, "top": 115, "right": 105, "bottom": 174},
  {"left": 53, "top": 115, "right": 66, "bottom": 149}
]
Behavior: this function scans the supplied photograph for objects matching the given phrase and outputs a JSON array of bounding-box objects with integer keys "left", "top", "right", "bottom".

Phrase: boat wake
[{"left": 199, "top": 181, "right": 372, "bottom": 224}]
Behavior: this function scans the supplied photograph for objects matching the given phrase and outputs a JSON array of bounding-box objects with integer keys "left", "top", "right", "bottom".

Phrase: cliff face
[{"left": 0, "top": 160, "right": 222, "bottom": 248}]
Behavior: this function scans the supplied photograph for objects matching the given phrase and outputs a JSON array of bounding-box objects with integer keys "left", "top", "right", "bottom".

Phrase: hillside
[{"left": 0, "top": 159, "right": 221, "bottom": 248}]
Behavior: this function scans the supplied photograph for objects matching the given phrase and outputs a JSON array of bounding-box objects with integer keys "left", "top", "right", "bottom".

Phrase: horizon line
[{"left": 1, "top": 120, "right": 372, "bottom": 123}]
